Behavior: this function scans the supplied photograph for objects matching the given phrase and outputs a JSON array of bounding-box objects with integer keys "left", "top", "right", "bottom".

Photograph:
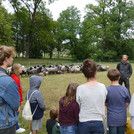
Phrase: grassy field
[{"left": 18, "top": 62, "right": 134, "bottom": 134}]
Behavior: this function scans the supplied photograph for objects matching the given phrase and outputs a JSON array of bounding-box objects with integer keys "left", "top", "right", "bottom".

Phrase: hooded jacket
[
  {"left": 59, "top": 97, "right": 79, "bottom": 126},
  {"left": 117, "top": 61, "right": 133, "bottom": 80},
  {"left": 26, "top": 75, "right": 46, "bottom": 119},
  {"left": 11, "top": 74, "right": 23, "bottom": 105}
]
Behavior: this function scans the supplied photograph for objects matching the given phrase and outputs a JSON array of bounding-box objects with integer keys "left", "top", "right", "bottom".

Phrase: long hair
[
  {"left": 10, "top": 63, "right": 22, "bottom": 77},
  {"left": 62, "top": 82, "right": 79, "bottom": 106}
]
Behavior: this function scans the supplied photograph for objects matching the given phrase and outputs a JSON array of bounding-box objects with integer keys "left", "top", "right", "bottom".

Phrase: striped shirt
[{"left": 106, "top": 85, "right": 130, "bottom": 126}]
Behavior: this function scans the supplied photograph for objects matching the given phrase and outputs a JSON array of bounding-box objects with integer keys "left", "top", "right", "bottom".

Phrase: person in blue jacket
[
  {"left": 26, "top": 75, "right": 46, "bottom": 134},
  {"left": 0, "top": 46, "right": 20, "bottom": 134}
]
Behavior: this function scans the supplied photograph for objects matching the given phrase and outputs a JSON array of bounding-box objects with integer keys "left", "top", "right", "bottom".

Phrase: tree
[
  {"left": 81, "top": 0, "right": 134, "bottom": 60},
  {"left": 9, "top": 0, "right": 57, "bottom": 58},
  {"left": 0, "top": 2, "right": 14, "bottom": 45},
  {"left": 56, "top": 6, "right": 81, "bottom": 59}
]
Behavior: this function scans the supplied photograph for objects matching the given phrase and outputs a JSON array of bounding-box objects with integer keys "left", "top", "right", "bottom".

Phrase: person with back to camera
[
  {"left": 10, "top": 63, "right": 25, "bottom": 133},
  {"left": 106, "top": 69, "right": 130, "bottom": 134},
  {"left": 59, "top": 82, "right": 79, "bottom": 134},
  {"left": 26, "top": 75, "right": 46, "bottom": 134},
  {"left": 0, "top": 46, "right": 20, "bottom": 134},
  {"left": 46, "top": 108, "right": 59, "bottom": 134},
  {"left": 116, "top": 55, "right": 132, "bottom": 94},
  {"left": 76, "top": 59, "right": 107, "bottom": 134}
]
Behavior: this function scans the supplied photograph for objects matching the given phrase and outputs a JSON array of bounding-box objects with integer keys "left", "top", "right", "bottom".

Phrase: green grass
[{"left": 18, "top": 62, "right": 134, "bottom": 134}]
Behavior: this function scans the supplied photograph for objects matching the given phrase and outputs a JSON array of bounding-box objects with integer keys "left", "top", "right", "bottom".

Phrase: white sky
[
  {"left": 46, "top": 0, "right": 98, "bottom": 20},
  {"left": 2, "top": 0, "right": 98, "bottom": 21}
]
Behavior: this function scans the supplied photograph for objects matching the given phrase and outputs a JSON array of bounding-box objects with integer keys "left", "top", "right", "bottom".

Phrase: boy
[
  {"left": 46, "top": 108, "right": 59, "bottom": 134},
  {"left": 106, "top": 69, "right": 130, "bottom": 134}
]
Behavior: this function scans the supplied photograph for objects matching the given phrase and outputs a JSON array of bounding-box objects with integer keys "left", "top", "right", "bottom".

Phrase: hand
[{"left": 16, "top": 107, "right": 20, "bottom": 113}]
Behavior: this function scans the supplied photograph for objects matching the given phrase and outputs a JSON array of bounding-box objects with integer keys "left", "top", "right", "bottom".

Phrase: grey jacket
[
  {"left": 116, "top": 61, "right": 133, "bottom": 80},
  {"left": 26, "top": 75, "right": 46, "bottom": 111}
]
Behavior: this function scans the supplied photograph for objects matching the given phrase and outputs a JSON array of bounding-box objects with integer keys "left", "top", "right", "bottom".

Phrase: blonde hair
[
  {"left": 0, "top": 46, "right": 16, "bottom": 65},
  {"left": 122, "top": 55, "right": 128, "bottom": 58},
  {"left": 10, "top": 64, "right": 22, "bottom": 77}
]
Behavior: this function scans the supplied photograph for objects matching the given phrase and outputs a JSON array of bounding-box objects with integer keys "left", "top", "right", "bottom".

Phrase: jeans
[
  {"left": 0, "top": 125, "right": 16, "bottom": 134},
  {"left": 16, "top": 112, "right": 20, "bottom": 130},
  {"left": 79, "top": 121, "right": 104, "bottom": 134},
  {"left": 109, "top": 126, "right": 125, "bottom": 134},
  {"left": 60, "top": 125, "right": 78, "bottom": 134}
]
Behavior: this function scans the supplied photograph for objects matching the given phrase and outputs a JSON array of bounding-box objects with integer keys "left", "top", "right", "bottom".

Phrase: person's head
[
  {"left": 63, "top": 82, "right": 79, "bottom": 106},
  {"left": 0, "top": 46, "right": 16, "bottom": 68},
  {"left": 82, "top": 59, "right": 97, "bottom": 79},
  {"left": 122, "top": 55, "right": 128, "bottom": 63},
  {"left": 10, "top": 64, "right": 22, "bottom": 77},
  {"left": 107, "top": 69, "right": 120, "bottom": 81},
  {"left": 50, "top": 108, "right": 58, "bottom": 120}
]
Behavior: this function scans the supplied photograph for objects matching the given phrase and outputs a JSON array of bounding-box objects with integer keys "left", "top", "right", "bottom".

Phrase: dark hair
[
  {"left": 107, "top": 69, "right": 120, "bottom": 81},
  {"left": 50, "top": 108, "right": 58, "bottom": 120},
  {"left": 62, "top": 82, "right": 79, "bottom": 106},
  {"left": 82, "top": 59, "right": 97, "bottom": 79}
]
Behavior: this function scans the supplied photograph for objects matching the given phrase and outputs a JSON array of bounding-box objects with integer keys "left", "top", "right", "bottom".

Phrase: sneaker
[{"left": 16, "top": 128, "right": 25, "bottom": 133}]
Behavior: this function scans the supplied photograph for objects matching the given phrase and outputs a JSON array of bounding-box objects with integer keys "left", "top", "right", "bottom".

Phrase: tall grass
[{"left": 18, "top": 62, "right": 134, "bottom": 134}]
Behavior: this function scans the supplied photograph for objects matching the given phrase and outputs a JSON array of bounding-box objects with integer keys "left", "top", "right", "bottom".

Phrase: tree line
[{"left": 0, "top": 0, "right": 134, "bottom": 60}]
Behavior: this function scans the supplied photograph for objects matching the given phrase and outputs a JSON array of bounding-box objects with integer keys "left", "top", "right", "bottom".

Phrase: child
[
  {"left": 46, "top": 108, "right": 59, "bottom": 134},
  {"left": 10, "top": 63, "right": 25, "bottom": 133},
  {"left": 59, "top": 82, "right": 79, "bottom": 134},
  {"left": 106, "top": 69, "right": 130, "bottom": 134},
  {"left": 26, "top": 75, "right": 46, "bottom": 134}
]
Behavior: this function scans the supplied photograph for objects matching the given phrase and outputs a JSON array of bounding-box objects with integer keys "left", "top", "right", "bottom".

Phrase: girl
[
  {"left": 59, "top": 82, "right": 79, "bottom": 134},
  {"left": 10, "top": 63, "right": 25, "bottom": 133},
  {"left": 76, "top": 59, "right": 107, "bottom": 134}
]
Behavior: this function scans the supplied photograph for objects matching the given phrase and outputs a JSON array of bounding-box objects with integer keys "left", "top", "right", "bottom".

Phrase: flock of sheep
[{"left": 7, "top": 64, "right": 109, "bottom": 76}]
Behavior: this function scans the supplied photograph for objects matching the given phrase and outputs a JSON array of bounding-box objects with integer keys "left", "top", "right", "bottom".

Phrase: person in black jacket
[
  {"left": 46, "top": 108, "right": 59, "bottom": 134},
  {"left": 116, "top": 55, "right": 133, "bottom": 94}
]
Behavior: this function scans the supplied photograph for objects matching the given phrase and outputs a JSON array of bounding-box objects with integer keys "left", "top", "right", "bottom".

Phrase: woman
[
  {"left": 76, "top": 59, "right": 107, "bottom": 134},
  {"left": 59, "top": 82, "right": 79, "bottom": 134}
]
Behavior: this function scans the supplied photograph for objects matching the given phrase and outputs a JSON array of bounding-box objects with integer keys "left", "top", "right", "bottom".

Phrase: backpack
[{"left": 22, "top": 90, "right": 38, "bottom": 121}]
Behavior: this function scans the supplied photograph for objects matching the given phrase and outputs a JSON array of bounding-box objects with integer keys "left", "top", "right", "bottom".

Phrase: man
[
  {"left": 116, "top": 55, "right": 133, "bottom": 93},
  {"left": 0, "top": 46, "right": 20, "bottom": 134}
]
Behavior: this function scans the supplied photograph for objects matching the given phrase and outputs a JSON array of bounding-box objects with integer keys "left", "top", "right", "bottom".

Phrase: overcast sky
[
  {"left": 46, "top": 0, "right": 98, "bottom": 20},
  {"left": 2, "top": 0, "right": 98, "bottom": 21}
]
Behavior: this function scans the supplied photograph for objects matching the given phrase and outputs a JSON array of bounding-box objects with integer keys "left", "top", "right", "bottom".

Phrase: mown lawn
[{"left": 18, "top": 62, "right": 134, "bottom": 134}]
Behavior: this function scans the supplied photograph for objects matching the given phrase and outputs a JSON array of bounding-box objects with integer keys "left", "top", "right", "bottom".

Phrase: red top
[{"left": 11, "top": 74, "right": 23, "bottom": 105}]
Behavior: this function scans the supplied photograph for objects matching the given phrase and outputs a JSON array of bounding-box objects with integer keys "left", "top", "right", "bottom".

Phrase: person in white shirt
[{"left": 76, "top": 59, "right": 107, "bottom": 134}]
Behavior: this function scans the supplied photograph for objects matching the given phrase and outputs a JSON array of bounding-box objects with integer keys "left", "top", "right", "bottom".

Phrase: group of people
[{"left": 0, "top": 45, "right": 133, "bottom": 134}]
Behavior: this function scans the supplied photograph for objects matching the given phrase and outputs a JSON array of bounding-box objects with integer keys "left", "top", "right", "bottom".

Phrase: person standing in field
[
  {"left": 59, "top": 82, "right": 79, "bottom": 134},
  {"left": 106, "top": 69, "right": 130, "bottom": 134},
  {"left": 0, "top": 46, "right": 20, "bottom": 134},
  {"left": 26, "top": 75, "right": 46, "bottom": 134},
  {"left": 116, "top": 55, "right": 132, "bottom": 94},
  {"left": 76, "top": 59, "right": 107, "bottom": 134},
  {"left": 10, "top": 64, "right": 25, "bottom": 133}
]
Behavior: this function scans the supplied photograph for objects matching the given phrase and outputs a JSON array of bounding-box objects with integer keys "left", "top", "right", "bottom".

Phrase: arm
[
  {"left": 76, "top": 87, "right": 80, "bottom": 106},
  {"left": 73, "top": 102, "right": 79, "bottom": 125},
  {"left": 36, "top": 92, "right": 46, "bottom": 111},
  {"left": 126, "top": 103, "right": 129, "bottom": 107},
  {"left": 2, "top": 80, "right": 20, "bottom": 111},
  {"left": 116, "top": 63, "right": 120, "bottom": 71},
  {"left": 128, "top": 63, "right": 133, "bottom": 78}
]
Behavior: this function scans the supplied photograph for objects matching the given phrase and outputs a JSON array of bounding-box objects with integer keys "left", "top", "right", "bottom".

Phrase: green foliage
[
  {"left": 81, "top": 0, "right": 134, "bottom": 60},
  {"left": 0, "top": 4, "right": 14, "bottom": 45},
  {"left": 56, "top": 6, "right": 81, "bottom": 59}
]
